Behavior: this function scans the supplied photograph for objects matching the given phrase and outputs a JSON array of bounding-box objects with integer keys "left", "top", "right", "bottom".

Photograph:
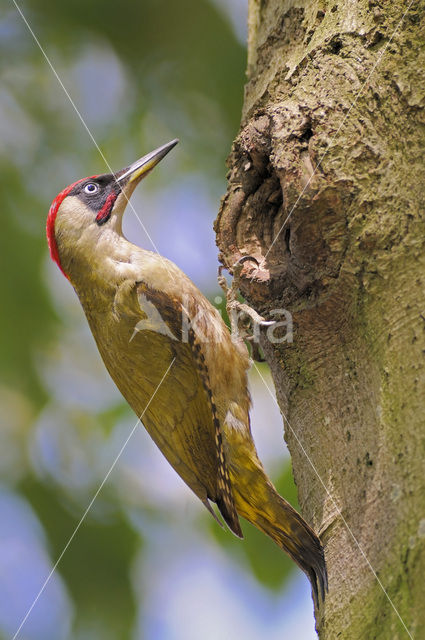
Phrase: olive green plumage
[{"left": 49, "top": 142, "right": 328, "bottom": 607}]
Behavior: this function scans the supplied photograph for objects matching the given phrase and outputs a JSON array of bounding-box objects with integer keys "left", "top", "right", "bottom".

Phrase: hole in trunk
[
  {"left": 300, "top": 126, "right": 313, "bottom": 142},
  {"left": 330, "top": 37, "right": 343, "bottom": 54}
]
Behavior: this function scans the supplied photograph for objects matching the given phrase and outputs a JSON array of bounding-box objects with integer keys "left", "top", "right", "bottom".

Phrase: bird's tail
[{"left": 232, "top": 464, "right": 328, "bottom": 607}]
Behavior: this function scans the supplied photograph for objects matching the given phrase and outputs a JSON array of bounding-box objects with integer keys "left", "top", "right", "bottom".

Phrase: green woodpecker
[{"left": 47, "top": 140, "right": 327, "bottom": 606}]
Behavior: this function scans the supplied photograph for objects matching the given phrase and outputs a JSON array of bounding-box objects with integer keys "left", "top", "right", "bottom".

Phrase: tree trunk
[{"left": 214, "top": 1, "right": 425, "bottom": 638}]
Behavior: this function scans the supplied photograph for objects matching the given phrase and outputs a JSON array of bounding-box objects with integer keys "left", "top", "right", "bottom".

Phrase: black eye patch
[{"left": 70, "top": 175, "right": 121, "bottom": 225}]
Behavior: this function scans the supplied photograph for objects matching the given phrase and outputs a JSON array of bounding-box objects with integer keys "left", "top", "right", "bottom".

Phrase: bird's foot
[{"left": 218, "top": 256, "right": 275, "bottom": 355}]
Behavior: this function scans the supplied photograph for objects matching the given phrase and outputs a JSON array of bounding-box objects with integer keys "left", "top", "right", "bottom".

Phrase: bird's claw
[
  {"left": 232, "top": 255, "right": 260, "bottom": 272},
  {"left": 217, "top": 256, "right": 275, "bottom": 347},
  {"left": 218, "top": 255, "right": 259, "bottom": 280}
]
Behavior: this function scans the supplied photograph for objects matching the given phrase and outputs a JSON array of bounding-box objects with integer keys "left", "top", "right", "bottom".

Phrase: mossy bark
[{"left": 215, "top": 1, "right": 425, "bottom": 638}]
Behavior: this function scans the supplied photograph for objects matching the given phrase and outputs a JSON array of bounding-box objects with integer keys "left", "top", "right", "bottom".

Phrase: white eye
[{"left": 84, "top": 183, "right": 98, "bottom": 194}]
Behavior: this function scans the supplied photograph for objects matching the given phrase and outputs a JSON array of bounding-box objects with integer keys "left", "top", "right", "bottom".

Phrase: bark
[{"left": 214, "top": 1, "right": 425, "bottom": 638}]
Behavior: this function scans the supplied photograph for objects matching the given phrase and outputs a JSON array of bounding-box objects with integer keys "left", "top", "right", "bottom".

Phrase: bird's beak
[
  {"left": 116, "top": 139, "right": 179, "bottom": 190},
  {"left": 109, "top": 139, "right": 178, "bottom": 232}
]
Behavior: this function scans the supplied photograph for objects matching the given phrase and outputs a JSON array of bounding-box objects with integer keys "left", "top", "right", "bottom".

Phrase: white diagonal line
[
  {"left": 253, "top": 362, "right": 413, "bottom": 640},
  {"left": 12, "top": 0, "right": 173, "bottom": 278},
  {"left": 265, "top": 0, "right": 415, "bottom": 259},
  {"left": 12, "top": 357, "right": 176, "bottom": 640}
]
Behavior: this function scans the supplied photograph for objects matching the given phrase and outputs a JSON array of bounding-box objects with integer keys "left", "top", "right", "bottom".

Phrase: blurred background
[{"left": 0, "top": 1, "right": 317, "bottom": 638}]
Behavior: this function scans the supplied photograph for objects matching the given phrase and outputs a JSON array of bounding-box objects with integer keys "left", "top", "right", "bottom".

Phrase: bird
[{"left": 46, "top": 139, "right": 328, "bottom": 606}]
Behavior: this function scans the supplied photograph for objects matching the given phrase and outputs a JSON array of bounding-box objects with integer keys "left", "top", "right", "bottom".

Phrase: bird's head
[{"left": 46, "top": 139, "right": 178, "bottom": 280}]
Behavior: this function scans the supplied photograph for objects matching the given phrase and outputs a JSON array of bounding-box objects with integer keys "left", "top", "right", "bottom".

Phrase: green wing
[{"left": 109, "top": 278, "right": 242, "bottom": 537}]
